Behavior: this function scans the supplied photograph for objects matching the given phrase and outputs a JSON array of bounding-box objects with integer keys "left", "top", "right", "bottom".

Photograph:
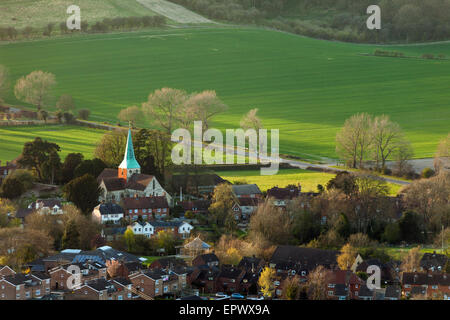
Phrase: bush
[
  {"left": 78, "top": 109, "right": 90, "bottom": 120},
  {"left": 1, "top": 178, "right": 25, "bottom": 199},
  {"left": 421, "top": 167, "right": 435, "bottom": 179}
]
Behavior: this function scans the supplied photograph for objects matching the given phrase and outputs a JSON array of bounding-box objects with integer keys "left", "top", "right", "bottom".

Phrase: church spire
[{"left": 118, "top": 128, "right": 141, "bottom": 181}]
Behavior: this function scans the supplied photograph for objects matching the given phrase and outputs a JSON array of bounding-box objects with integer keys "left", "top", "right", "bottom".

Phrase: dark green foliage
[
  {"left": 326, "top": 171, "right": 357, "bottom": 196},
  {"left": 382, "top": 222, "right": 401, "bottom": 244},
  {"left": 62, "top": 220, "right": 80, "bottom": 249},
  {"left": 1, "top": 177, "right": 25, "bottom": 199},
  {"left": 421, "top": 167, "right": 435, "bottom": 179},
  {"left": 74, "top": 158, "right": 106, "bottom": 179},
  {"left": 63, "top": 174, "right": 101, "bottom": 215},
  {"left": 398, "top": 211, "right": 423, "bottom": 243},
  {"left": 61, "top": 153, "right": 84, "bottom": 184}
]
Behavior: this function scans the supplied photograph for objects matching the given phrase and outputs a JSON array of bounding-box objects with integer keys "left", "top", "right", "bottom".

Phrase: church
[{"left": 97, "top": 128, "right": 172, "bottom": 206}]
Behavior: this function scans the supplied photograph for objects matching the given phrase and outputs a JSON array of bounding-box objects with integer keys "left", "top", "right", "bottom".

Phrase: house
[
  {"left": 269, "top": 246, "right": 339, "bottom": 277},
  {"left": 49, "top": 261, "right": 107, "bottom": 290},
  {"left": 384, "top": 284, "right": 401, "bottom": 300},
  {"left": 353, "top": 257, "right": 396, "bottom": 285},
  {"left": 0, "top": 265, "right": 16, "bottom": 277},
  {"left": 150, "top": 257, "right": 187, "bottom": 270},
  {"left": 129, "top": 269, "right": 184, "bottom": 298},
  {"left": 14, "top": 208, "right": 34, "bottom": 224},
  {"left": 238, "top": 256, "right": 265, "bottom": 273},
  {"left": 122, "top": 196, "right": 170, "bottom": 220},
  {"left": 232, "top": 198, "right": 261, "bottom": 221},
  {"left": 216, "top": 265, "right": 246, "bottom": 294},
  {"left": 266, "top": 185, "right": 301, "bottom": 207},
  {"left": 171, "top": 173, "right": 229, "bottom": 196},
  {"left": 179, "top": 199, "right": 211, "bottom": 215},
  {"left": 419, "top": 252, "right": 449, "bottom": 273},
  {"left": 192, "top": 253, "right": 220, "bottom": 268},
  {"left": 128, "top": 220, "right": 194, "bottom": 239},
  {"left": 92, "top": 202, "right": 124, "bottom": 224},
  {"left": 0, "top": 161, "right": 16, "bottom": 180},
  {"left": 28, "top": 198, "right": 64, "bottom": 215},
  {"left": 97, "top": 128, "right": 172, "bottom": 206},
  {"left": 358, "top": 285, "right": 374, "bottom": 300},
  {"left": 232, "top": 184, "right": 262, "bottom": 199},
  {"left": 0, "top": 273, "right": 51, "bottom": 300},
  {"left": 326, "top": 270, "right": 364, "bottom": 300},
  {"left": 178, "top": 237, "right": 212, "bottom": 261},
  {"left": 190, "top": 265, "right": 220, "bottom": 293},
  {"left": 69, "top": 278, "right": 133, "bottom": 300},
  {"left": 401, "top": 272, "right": 450, "bottom": 299}
]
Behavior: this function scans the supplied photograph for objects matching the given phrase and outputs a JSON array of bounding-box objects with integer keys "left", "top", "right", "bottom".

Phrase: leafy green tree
[
  {"left": 62, "top": 220, "right": 80, "bottom": 249},
  {"left": 123, "top": 228, "right": 135, "bottom": 252},
  {"left": 41, "top": 150, "right": 62, "bottom": 184},
  {"left": 399, "top": 211, "right": 423, "bottom": 243},
  {"left": 61, "top": 153, "right": 84, "bottom": 184},
  {"left": 17, "top": 137, "right": 60, "bottom": 181},
  {"left": 326, "top": 171, "right": 357, "bottom": 196},
  {"left": 74, "top": 158, "right": 106, "bottom": 178},
  {"left": 63, "top": 174, "right": 101, "bottom": 215},
  {"left": 383, "top": 222, "right": 401, "bottom": 244}
]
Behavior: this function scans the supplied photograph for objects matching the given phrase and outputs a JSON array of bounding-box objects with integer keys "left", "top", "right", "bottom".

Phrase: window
[
  {"left": 432, "top": 285, "right": 438, "bottom": 289},
  {"left": 35, "top": 290, "right": 40, "bottom": 296},
  {"left": 155, "top": 288, "right": 159, "bottom": 294},
  {"left": 118, "top": 295, "right": 123, "bottom": 300},
  {"left": 127, "top": 293, "right": 132, "bottom": 298},
  {"left": 26, "top": 292, "right": 31, "bottom": 298},
  {"left": 134, "top": 209, "right": 138, "bottom": 213},
  {"left": 164, "top": 286, "right": 168, "bottom": 293},
  {"left": 143, "top": 209, "right": 147, "bottom": 213},
  {"left": 129, "top": 210, "right": 132, "bottom": 214},
  {"left": 16, "top": 294, "right": 20, "bottom": 299},
  {"left": 328, "top": 291, "right": 333, "bottom": 296},
  {"left": 328, "top": 284, "right": 335, "bottom": 288}
]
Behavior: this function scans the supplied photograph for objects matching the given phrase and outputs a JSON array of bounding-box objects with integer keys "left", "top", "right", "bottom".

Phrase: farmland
[
  {"left": 0, "top": 125, "right": 106, "bottom": 163},
  {"left": 0, "top": 0, "right": 159, "bottom": 29},
  {"left": 215, "top": 168, "right": 403, "bottom": 195},
  {"left": 0, "top": 27, "right": 449, "bottom": 162}
]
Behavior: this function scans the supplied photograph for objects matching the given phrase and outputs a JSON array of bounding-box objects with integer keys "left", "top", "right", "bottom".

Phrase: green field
[
  {"left": 0, "top": 125, "right": 106, "bottom": 163},
  {"left": 1, "top": 27, "right": 449, "bottom": 161},
  {"left": 216, "top": 168, "right": 402, "bottom": 196},
  {"left": 0, "top": 0, "right": 158, "bottom": 29}
]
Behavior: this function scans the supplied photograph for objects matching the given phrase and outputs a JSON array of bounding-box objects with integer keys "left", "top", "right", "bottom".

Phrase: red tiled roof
[{"left": 122, "top": 196, "right": 168, "bottom": 210}]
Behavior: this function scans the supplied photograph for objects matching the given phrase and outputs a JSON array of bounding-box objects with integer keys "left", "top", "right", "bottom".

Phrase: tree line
[{"left": 0, "top": 15, "right": 166, "bottom": 41}]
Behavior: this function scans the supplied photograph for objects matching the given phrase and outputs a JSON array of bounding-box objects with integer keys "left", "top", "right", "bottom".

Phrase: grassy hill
[
  {"left": 0, "top": 0, "right": 159, "bottom": 29},
  {"left": 0, "top": 125, "right": 106, "bottom": 163},
  {"left": 0, "top": 27, "right": 449, "bottom": 162}
]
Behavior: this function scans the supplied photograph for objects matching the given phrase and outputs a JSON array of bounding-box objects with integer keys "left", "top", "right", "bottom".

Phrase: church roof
[
  {"left": 119, "top": 128, "right": 140, "bottom": 170},
  {"left": 97, "top": 169, "right": 154, "bottom": 192}
]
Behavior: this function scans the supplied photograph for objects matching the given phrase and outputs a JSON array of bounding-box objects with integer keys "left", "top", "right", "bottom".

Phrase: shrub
[
  {"left": 78, "top": 109, "right": 90, "bottom": 120},
  {"left": 421, "top": 167, "right": 435, "bottom": 179}
]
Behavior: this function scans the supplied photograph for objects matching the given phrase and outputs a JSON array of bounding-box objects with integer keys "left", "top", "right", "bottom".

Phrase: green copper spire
[{"left": 119, "top": 128, "right": 141, "bottom": 169}]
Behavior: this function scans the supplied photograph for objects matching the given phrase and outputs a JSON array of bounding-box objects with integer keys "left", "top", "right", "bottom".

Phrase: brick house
[
  {"left": 232, "top": 184, "right": 262, "bottom": 199},
  {"left": 0, "top": 265, "right": 16, "bottom": 277},
  {"left": 401, "top": 272, "right": 450, "bottom": 300},
  {"left": 266, "top": 185, "right": 301, "bottom": 208},
  {"left": 216, "top": 265, "right": 246, "bottom": 294},
  {"left": 122, "top": 196, "right": 170, "bottom": 220},
  {"left": 190, "top": 266, "right": 220, "bottom": 294},
  {"left": 192, "top": 253, "right": 220, "bottom": 268},
  {"left": 70, "top": 278, "right": 133, "bottom": 300},
  {"left": 326, "top": 270, "right": 365, "bottom": 300},
  {"left": 0, "top": 273, "right": 51, "bottom": 300},
  {"left": 49, "top": 262, "right": 107, "bottom": 291},
  {"left": 129, "top": 269, "right": 183, "bottom": 298},
  {"left": 231, "top": 198, "right": 261, "bottom": 221},
  {"left": 179, "top": 199, "right": 211, "bottom": 215}
]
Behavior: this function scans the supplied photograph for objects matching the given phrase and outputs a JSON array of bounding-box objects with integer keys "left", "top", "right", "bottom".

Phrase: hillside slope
[
  {"left": 136, "top": 0, "right": 212, "bottom": 24},
  {"left": 0, "top": 0, "right": 158, "bottom": 29}
]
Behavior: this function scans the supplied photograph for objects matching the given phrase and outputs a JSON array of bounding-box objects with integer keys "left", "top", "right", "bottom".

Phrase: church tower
[{"left": 118, "top": 127, "right": 141, "bottom": 181}]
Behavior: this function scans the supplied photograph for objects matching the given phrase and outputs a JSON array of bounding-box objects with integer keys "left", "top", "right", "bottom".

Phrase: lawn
[
  {"left": 0, "top": 27, "right": 449, "bottom": 161},
  {"left": 0, "top": 125, "right": 106, "bottom": 163},
  {"left": 216, "top": 168, "right": 403, "bottom": 195}
]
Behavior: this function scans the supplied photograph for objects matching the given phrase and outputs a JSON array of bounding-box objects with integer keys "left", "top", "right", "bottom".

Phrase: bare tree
[
  {"left": 118, "top": 105, "right": 142, "bottom": 126},
  {"left": 14, "top": 70, "right": 56, "bottom": 110},
  {"left": 372, "top": 115, "right": 408, "bottom": 170},
  {"left": 434, "top": 134, "right": 450, "bottom": 174},
  {"left": 186, "top": 90, "right": 228, "bottom": 132},
  {"left": 336, "top": 113, "right": 374, "bottom": 168},
  {"left": 56, "top": 94, "right": 75, "bottom": 111},
  {"left": 392, "top": 140, "right": 414, "bottom": 177},
  {"left": 400, "top": 246, "right": 422, "bottom": 272},
  {"left": 305, "top": 265, "right": 330, "bottom": 300}
]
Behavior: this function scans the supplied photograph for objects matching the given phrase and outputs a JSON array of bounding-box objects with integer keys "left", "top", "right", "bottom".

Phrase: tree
[
  {"left": 392, "top": 141, "right": 414, "bottom": 177},
  {"left": 74, "top": 158, "right": 106, "bottom": 179},
  {"left": 382, "top": 222, "right": 401, "bottom": 244},
  {"left": 78, "top": 109, "right": 90, "bottom": 120},
  {"left": 25, "top": 212, "right": 64, "bottom": 250},
  {"left": 63, "top": 174, "right": 101, "bottom": 215},
  {"left": 209, "top": 183, "right": 237, "bottom": 229},
  {"left": 434, "top": 134, "right": 449, "bottom": 174},
  {"left": 62, "top": 220, "right": 80, "bottom": 249},
  {"left": 22, "top": 26, "right": 34, "bottom": 39},
  {"left": 123, "top": 229, "right": 136, "bottom": 252},
  {"left": 0, "top": 65, "right": 9, "bottom": 103},
  {"left": 400, "top": 246, "right": 422, "bottom": 272},
  {"left": 1, "top": 178, "right": 25, "bottom": 199},
  {"left": 43, "top": 23, "right": 55, "bottom": 37},
  {"left": 398, "top": 211, "right": 423, "bottom": 243},
  {"left": 222, "top": 247, "right": 242, "bottom": 266},
  {"left": 61, "top": 153, "right": 84, "bottom": 183},
  {"left": 337, "top": 243, "right": 357, "bottom": 270},
  {"left": 186, "top": 90, "right": 228, "bottom": 131},
  {"left": 305, "top": 265, "right": 329, "bottom": 300},
  {"left": 282, "top": 276, "right": 300, "bottom": 300},
  {"left": 17, "top": 137, "right": 60, "bottom": 181},
  {"left": 258, "top": 267, "right": 276, "bottom": 298},
  {"left": 94, "top": 129, "right": 128, "bottom": 167},
  {"left": 249, "top": 201, "right": 292, "bottom": 245},
  {"left": 37, "top": 109, "right": 49, "bottom": 122},
  {"left": 336, "top": 113, "right": 373, "bottom": 168},
  {"left": 240, "top": 108, "right": 263, "bottom": 133},
  {"left": 326, "top": 171, "right": 357, "bottom": 196},
  {"left": 41, "top": 150, "right": 62, "bottom": 184},
  {"left": 14, "top": 71, "right": 56, "bottom": 111},
  {"left": 56, "top": 94, "right": 75, "bottom": 111},
  {"left": 118, "top": 105, "right": 142, "bottom": 126},
  {"left": 156, "top": 230, "right": 177, "bottom": 255}
]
